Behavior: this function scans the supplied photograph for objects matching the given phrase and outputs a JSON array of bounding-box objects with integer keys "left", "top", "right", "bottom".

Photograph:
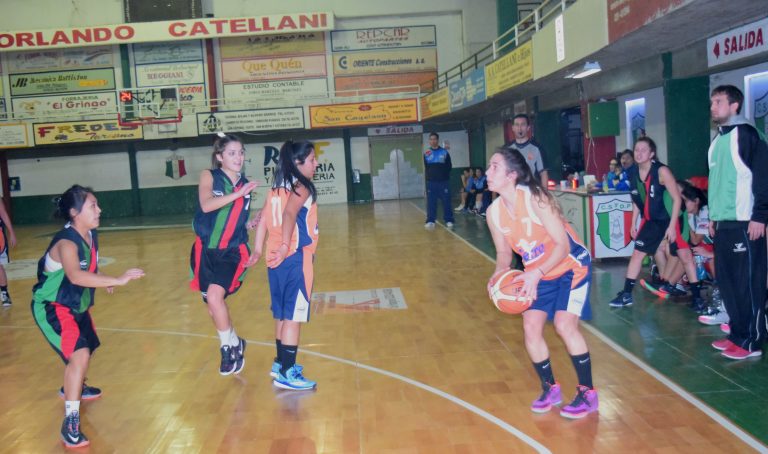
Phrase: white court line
[
  {"left": 98, "top": 326, "right": 552, "bottom": 454},
  {"left": 408, "top": 201, "right": 768, "bottom": 453}
]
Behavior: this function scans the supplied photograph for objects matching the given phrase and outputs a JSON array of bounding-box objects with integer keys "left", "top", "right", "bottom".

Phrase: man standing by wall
[
  {"left": 424, "top": 132, "right": 454, "bottom": 229},
  {"left": 708, "top": 85, "right": 768, "bottom": 361},
  {"left": 506, "top": 114, "right": 549, "bottom": 185}
]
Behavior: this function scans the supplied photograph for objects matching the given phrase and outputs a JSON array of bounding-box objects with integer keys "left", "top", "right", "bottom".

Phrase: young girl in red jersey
[
  {"left": 31, "top": 185, "right": 144, "bottom": 447},
  {"left": 250, "top": 140, "right": 319, "bottom": 391},
  {"left": 486, "top": 147, "right": 597, "bottom": 419},
  {"left": 190, "top": 133, "right": 258, "bottom": 376}
]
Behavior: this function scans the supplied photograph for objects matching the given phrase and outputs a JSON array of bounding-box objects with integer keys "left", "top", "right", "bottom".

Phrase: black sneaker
[
  {"left": 233, "top": 337, "right": 246, "bottom": 374},
  {"left": 1, "top": 290, "right": 11, "bottom": 307},
  {"left": 59, "top": 382, "right": 102, "bottom": 400},
  {"left": 689, "top": 296, "right": 707, "bottom": 313},
  {"left": 609, "top": 291, "right": 633, "bottom": 307},
  {"left": 219, "top": 345, "right": 237, "bottom": 376},
  {"left": 61, "top": 411, "right": 89, "bottom": 448}
]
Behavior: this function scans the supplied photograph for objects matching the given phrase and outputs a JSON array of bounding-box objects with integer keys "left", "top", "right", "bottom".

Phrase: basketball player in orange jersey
[
  {"left": 31, "top": 185, "right": 144, "bottom": 447},
  {"left": 190, "top": 133, "right": 258, "bottom": 376},
  {"left": 485, "top": 147, "right": 597, "bottom": 419},
  {"left": 249, "top": 140, "right": 319, "bottom": 391}
]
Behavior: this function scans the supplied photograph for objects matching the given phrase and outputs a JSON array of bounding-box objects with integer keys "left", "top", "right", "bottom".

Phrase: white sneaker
[
  {"left": 424, "top": 222, "right": 435, "bottom": 229},
  {"left": 454, "top": 205, "right": 464, "bottom": 212},
  {"left": 446, "top": 222, "right": 454, "bottom": 228},
  {"left": 698, "top": 311, "right": 729, "bottom": 326}
]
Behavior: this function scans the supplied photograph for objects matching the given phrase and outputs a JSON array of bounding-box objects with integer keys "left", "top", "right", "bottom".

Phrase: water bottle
[{"left": 603, "top": 173, "right": 610, "bottom": 191}]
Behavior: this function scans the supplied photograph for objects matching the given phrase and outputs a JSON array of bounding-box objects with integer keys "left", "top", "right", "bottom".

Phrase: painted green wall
[
  {"left": 536, "top": 109, "right": 563, "bottom": 180},
  {"left": 352, "top": 173, "right": 373, "bottom": 202},
  {"left": 497, "top": 0, "right": 518, "bottom": 48},
  {"left": 664, "top": 77, "right": 710, "bottom": 179},
  {"left": 12, "top": 189, "right": 135, "bottom": 224}
]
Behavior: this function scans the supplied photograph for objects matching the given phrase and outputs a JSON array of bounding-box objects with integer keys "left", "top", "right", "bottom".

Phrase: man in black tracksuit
[{"left": 708, "top": 85, "right": 768, "bottom": 360}]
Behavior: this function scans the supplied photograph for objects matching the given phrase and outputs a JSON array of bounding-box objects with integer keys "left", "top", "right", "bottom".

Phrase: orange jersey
[
  {"left": 487, "top": 185, "right": 589, "bottom": 281},
  {"left": 264, "top": 187, "right": 319, "bottom": 259}
]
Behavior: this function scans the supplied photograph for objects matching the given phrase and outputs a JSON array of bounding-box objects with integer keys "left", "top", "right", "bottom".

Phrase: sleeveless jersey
[
  {"left": 31, "top": 225, "right": 98, "bottom": 313},
  {"left": 193, "top": 168, "right": 251, "bottom": 249},
  {"left": 631, "top": 161, "right": 672, "bottom": 222},
  {"left": 264, "top": 186, "right": 319, "bottom": 262},
  {"left": 487, "top": 186, "right": 589, "bottom": 281}
]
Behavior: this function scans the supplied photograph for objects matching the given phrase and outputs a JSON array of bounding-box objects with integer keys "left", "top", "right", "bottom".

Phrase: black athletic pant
[{"left": 714, "top": 221, "right": 768, "bottom": 352}]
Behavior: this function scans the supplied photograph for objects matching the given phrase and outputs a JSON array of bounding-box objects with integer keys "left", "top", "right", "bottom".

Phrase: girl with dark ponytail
[
  {"left": 250, "top": 140, "right": 319, "bottom": 390},
  {"left": 485, "top": 147, "right": 598, "bottom": 419},
  {"left": 31, "top": 185, "right": 144, "bottom": 447}
]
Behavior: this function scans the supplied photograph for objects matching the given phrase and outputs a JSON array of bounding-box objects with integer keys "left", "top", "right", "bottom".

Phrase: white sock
[
  {"left": 217, "top": 329, "right": 230, "bottom": 347},
  {"left": 65, "top": 400, "right": 80, "bottom": 416},
  {"left": 229, "top": 327, "right": 239, "bottom": 347}
]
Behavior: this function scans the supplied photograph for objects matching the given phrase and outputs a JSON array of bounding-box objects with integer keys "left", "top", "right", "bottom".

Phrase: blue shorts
[
  {"left": 267, "top": 249, "right": 313, "bottom": 322},
  {"left": 528, "top": 268, "right": 592, "bottom": 321}
]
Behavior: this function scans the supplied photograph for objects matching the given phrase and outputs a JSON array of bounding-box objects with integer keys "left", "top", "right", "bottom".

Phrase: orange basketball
[{"left": 489, "top": 269, "right": 532, "bottom": 314}]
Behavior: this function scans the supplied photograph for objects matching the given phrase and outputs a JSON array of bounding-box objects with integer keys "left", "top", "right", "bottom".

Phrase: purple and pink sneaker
[
  {"left": 560, "top": 385, "right": 599, "bottom": 419},
  {"left": 530, "top": 382, "right": 562, "bottom": 413}
]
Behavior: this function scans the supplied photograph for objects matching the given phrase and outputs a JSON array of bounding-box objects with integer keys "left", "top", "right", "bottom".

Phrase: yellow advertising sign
[
  {"left": 484, "top": 41, "right": 533, "bottom": 98},
  {"left": 309, "top": 99, "right": 418, "bottom": 128},
  {"left": 333, "top": 49, "right": 437, "bottom": 76},
  {"left": 34, "top": 120, "right": 142, "bottom": 145},
  {"left": 420, "top": 87, "right": 450, "bottom": 119},
  {"left": 220, "top": 32, "right": 326, "bottom": 58}
]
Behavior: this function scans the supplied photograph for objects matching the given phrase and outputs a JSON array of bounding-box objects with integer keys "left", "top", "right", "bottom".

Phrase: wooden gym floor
[{"left": 0, "top": 200, "right": 765, "bottom": 453}]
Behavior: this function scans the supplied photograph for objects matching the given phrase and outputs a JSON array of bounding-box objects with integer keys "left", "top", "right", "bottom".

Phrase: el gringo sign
[{"left": 0, "top": 13, "right": 333, "bottom": 51}]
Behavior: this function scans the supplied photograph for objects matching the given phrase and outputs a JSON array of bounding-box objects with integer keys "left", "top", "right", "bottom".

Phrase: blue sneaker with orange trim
[{"left": 60, "top": 411, "right": 89, "bottom": 448}]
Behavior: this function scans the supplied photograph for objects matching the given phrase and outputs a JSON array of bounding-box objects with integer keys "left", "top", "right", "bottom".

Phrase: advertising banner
[
  {"left": 484, "top": 41, "right": 533, "bottom": 98},
  {"left": 6, "top": 46, "right": 114, "bottom": 72},
  {"left": 135, "top": 62, "right": 205, "bottom": 86},
  {"left": 196, "top": 108, "right": 305, "bottom": 134},
  {"left": 220, "top": 32, "right": 326, "bottom": 59},
  {"left": 309, "top": 99, "right": 418, "bottom": 128},
  {"left": 222, "top": 54, "right": 327, "bottom": 82},
  {"left": 334, "top": 71, "right": 435, "bottom": 96},
  {"left": 0, "top": 13, "right": 334, "bottom": 51},
  {"left": 333, "top": 49, "right": 437, "bottom": 76},
  {"left": 449, "top": 68, "right": 486, "bottom": 111},
  {"left": 132, "top": 40, "right": 203, "bottom": 64},
  {"left": 608, "top": 0, "right": 691, "bottom": 42},
  {"left": 331, "top": 26, "right": 436, "bottom": 51},
  {"left": 34, "top": 120, "right": 142, "bottom": 145},
  {"left": 10, "top": 68, "right": 115, "bottom": 96},
  {"left": 420, "top": 87, "right": 450, "bottom": 119},
  {"left": 252, "top": 137, "right": 347, "bottom": 206},
  {"left": 223, "top": 78, "right": 327, "bottom": 100},
  {"left": 12, "top": 92, "right": 117, "bottom": 119},
  {"left": 0, "top": 123, "right": 29, "bottom": 148}
]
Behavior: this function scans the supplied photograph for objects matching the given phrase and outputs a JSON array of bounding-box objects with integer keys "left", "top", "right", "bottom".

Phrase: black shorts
[
  {"left": 31, "top": 302, "right": 100, "bottom": 364},
  {"left": 190, "top": 237, "right": 250, "bottom": 303},
  {"left": 634, "top": 220, "right": 667, "bottom": 254}
]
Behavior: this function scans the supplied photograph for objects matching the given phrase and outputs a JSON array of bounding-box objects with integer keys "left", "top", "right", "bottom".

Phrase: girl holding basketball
[
  {"left": 190, "top": 133, "right": 258, "bottom": 376},
  {"left": 250, "top": 140, "right": 319, "bottom": 391},
  {"left": 485, "top": 147, "right": 597, "bottom": 419},
  {"left": 31, "top": 185, "right": 144, "bottom": 447}
]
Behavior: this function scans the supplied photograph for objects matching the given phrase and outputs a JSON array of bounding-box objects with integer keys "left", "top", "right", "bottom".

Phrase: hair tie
[
  {"left": 216, "top": 132, "right": 226, "bottom": 138},
  {"left": 52, "top": 196, "right": 62, "bottom": 207}
]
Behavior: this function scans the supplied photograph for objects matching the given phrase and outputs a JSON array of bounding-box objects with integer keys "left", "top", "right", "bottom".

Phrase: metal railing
[{"left": 426, "top": 0, "right": 576, "bottom": 92}]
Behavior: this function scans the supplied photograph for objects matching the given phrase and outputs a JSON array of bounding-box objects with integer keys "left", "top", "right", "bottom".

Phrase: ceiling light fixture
[{"left": 566, "top": 61, "right": 602, "bottom": 79}]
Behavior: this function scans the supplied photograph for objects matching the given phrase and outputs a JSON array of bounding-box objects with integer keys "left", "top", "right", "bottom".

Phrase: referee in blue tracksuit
[{"left": 424, "top": 132, "right": 454, "bottom": 229}]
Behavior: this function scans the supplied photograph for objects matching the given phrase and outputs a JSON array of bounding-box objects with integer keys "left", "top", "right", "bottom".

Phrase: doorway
[{"left": 369, "top": 135, "right": 425, "bottom": 200}]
